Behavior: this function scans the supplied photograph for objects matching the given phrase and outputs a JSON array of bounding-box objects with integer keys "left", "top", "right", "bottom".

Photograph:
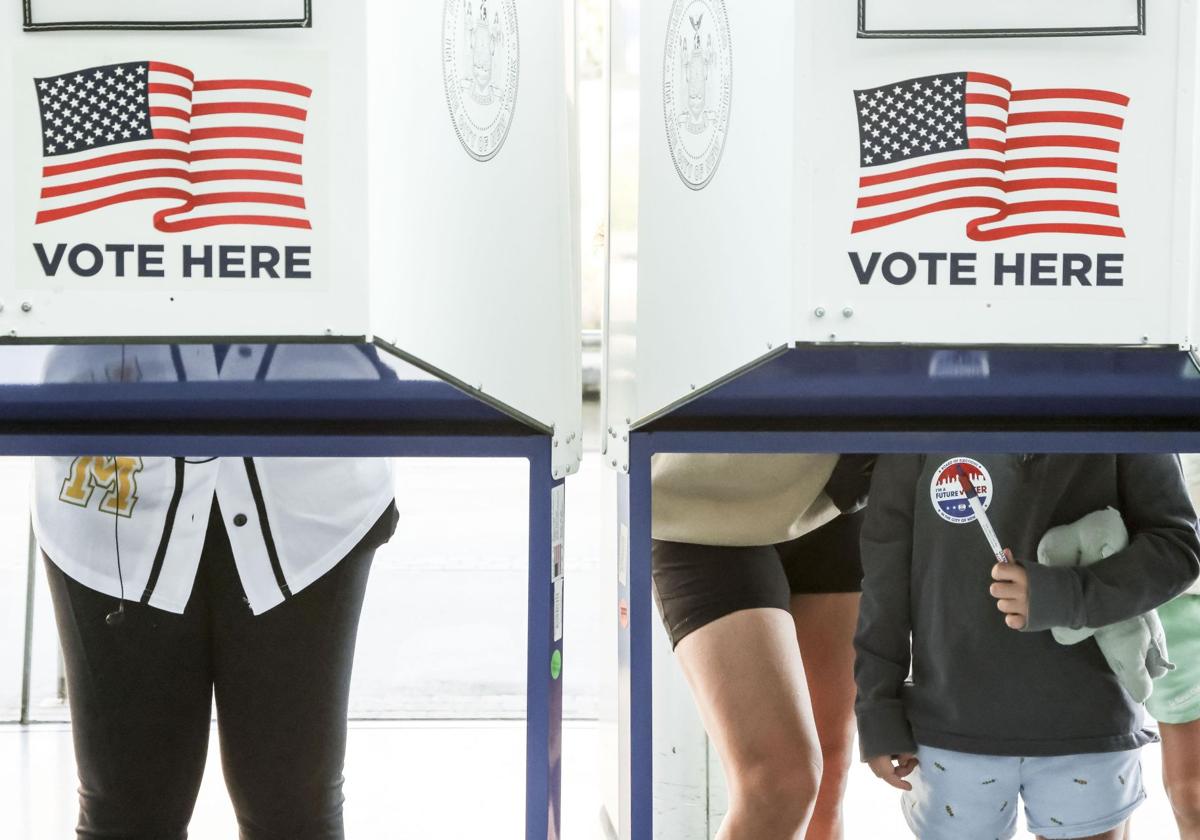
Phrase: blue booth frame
[
  {"left": 0, "top": 343, "right": 565, "bottom": 840},
  {"left": 613, "top": 345, "right": 1200, "bottom": 840}
]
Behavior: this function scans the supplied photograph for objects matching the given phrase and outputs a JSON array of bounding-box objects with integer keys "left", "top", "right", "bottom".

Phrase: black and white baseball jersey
[{"left": 33, "top": 344, "right": 396, "bottom": 615}]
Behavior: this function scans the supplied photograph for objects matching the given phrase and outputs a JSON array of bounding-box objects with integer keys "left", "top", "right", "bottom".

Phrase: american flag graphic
[
  {"left": 34, "top": 61, "right": 312, "bottom": 232},
  {"left": 852, "top": 72, "right": 1128, "bottom": 240}
]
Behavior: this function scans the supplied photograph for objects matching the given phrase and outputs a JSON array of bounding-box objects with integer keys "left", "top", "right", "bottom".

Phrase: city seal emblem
[
  {"left": 443, "top": 0, "right": 519, "bottom": 162},
  {"left": 663, "top": 0, "right": 732, "bottom": 190}
]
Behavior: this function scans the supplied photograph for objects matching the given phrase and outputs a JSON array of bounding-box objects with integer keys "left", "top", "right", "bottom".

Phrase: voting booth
[
  {"left": 602, "top": 1, "right": 1200, "bottom": 837},
  {"left": 1, "top": 3, "right": 579, "bottom": 838}
]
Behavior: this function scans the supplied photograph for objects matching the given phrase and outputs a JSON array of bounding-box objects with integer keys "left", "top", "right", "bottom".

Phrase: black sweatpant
[{"left": 44, "top": 501, "right": 398, "bottom": 840}]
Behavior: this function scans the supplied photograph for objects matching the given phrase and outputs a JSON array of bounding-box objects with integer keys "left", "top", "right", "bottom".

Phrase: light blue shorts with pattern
[{"left": 901, "top": 744, "right": 1145, "bottom": 840}]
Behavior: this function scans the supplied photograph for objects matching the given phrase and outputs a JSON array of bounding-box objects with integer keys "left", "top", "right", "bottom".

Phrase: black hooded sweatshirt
[{"left": 855, "top": 453, "right": 1200, "bottom": 760}]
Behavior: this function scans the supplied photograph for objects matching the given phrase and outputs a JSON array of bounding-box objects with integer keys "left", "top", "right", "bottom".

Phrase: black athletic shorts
[{"left": 651, "top": 509, "right": 865, "bottom": 649}]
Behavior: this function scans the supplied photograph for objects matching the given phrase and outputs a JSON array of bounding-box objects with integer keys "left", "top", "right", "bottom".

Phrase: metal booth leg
[
  {"left": 526, "top": 440, "right": 565, "bottom": 840},
  {"left": 617, "top": 433, "right": 653, "bottom": 840}
]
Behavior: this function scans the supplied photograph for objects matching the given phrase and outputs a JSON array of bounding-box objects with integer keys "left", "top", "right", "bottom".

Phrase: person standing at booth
[
  {"left": 1151, "top": 454, "right": 1200, "bottom": 840},
  {"left": 33, "top": 343, "right": 398, "bottom": 840},
  {"left": 857, "top": 454, "right": 1200, "bottom": 840},
  {"left": 651, "top": 454, "right": 874, "bottom": 839}
]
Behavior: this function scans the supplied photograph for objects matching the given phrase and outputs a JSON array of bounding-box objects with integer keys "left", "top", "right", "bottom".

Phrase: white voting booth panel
[
  {"left": 606, "top": 0, "right": 796, "bottom": 475},
  {"left": 604, "top": 0, "right": 1200, "bottom": 469},
  {"left": 369, "top": 0, "right": 583, "bottom": 476},
  {"left": 803, "top": 1, "right": 1197, "bottom": 350},
  {"left": 1, "top": 1, "right": 581, "bottom": 474},
  {"left": 603, "top": 2, "right": 1200, "bottom": 835},
  {"left": 0, "top": 2, "right": 367, "bottom": 337}
]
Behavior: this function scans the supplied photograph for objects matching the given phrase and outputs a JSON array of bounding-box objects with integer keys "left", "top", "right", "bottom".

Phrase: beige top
[{"left": 652, "top": 453, "right": 840, "bottom": 547}]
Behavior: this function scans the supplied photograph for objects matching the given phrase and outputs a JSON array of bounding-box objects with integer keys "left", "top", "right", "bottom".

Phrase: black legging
[{"left": 45, "top": 500, "right": 397, "bottom": 840}]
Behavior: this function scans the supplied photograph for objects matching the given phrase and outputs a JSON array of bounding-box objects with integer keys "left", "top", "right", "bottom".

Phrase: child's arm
[
  {"left": 1021, "top": 454, "right": 1200, "bottom": 633},
  {"left": 855, "top": 455, "right": 921, "bottom": 768}
]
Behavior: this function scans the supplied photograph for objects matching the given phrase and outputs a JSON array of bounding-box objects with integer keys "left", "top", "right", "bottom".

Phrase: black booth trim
[
  {"left": 857, "top": 0, "right": 1145, "bottom": 39},
  {"left": 22, "top": 0, "right": 313, "bottom": 31}
]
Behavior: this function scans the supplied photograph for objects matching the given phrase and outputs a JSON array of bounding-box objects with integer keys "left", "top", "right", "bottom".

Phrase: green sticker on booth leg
[{"left": 550, "top": 649, "right": 562, "bottom": 680}]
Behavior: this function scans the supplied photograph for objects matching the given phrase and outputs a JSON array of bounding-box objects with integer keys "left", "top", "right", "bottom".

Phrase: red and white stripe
[
  {"left": 853, "top": 72, "right": 1127, "bottom": 240},
  {"left": 37, "top": 61, "right": 311, "bottom": 232}
]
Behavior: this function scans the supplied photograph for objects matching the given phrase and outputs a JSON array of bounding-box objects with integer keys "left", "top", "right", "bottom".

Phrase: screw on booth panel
[
  {"left": 814, "top": 307, "right": 827, "bottom": 318},
  {"left": 20, "top": 302, "right": 32, "bottom": 313},
  {"left": 842, "top": 307, "right": 854, "bottom": 318}
]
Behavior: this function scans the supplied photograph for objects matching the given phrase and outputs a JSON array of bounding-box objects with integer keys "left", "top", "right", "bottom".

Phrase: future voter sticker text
[
  {"left": 443, "top": 0, "right": 519, "bottom": 162},
  {"left": 664, "top": 0, "right": 732, "bottom": 190},
  {"left": 930, "top": 457, "right": 993, "bottom": 525}
]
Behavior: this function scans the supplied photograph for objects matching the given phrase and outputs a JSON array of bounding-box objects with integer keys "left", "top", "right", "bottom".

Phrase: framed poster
[
  {"left": 858, "top": 0, "right": 1144, "bottom": 39},
  {"left": 23, "top": 0, "right": 312, "bottom": 32}
]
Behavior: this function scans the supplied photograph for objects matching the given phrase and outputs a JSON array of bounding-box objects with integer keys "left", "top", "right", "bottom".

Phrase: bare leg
[
  {"left": 790, "top": 592, "right": 861, "bottom": 840},
  {"left": 1163, "top": 719, "right": 1200, "bottom": 840},
  {"left": 675, "top": 608, "right": 824, "bottom": 840}
]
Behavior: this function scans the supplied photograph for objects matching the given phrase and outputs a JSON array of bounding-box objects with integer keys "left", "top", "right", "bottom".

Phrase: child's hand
[
  {"left": 991, "top": 550, "right": 1030, "bottom": 630},
  {"left": 866, "top": 753, "right": 919, "bottom": 791}
]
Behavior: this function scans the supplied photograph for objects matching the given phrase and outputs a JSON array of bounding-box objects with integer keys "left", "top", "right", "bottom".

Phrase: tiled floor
[
  {"left": 1, "top": 720, "right": 1182, "bottom": 839},
  {"left": 0, "top": 721, "right": 602, "bottom": 839}
]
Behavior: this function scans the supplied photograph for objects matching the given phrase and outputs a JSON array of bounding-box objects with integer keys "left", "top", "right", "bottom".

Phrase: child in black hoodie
[{"left": 855, "top": 454, "right": 1200, "bottom": 840}]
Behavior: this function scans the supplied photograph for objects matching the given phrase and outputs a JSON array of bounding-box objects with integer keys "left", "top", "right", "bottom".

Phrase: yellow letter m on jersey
[{"left": 59, "top": 456, "right": 145, "bottom": 517}]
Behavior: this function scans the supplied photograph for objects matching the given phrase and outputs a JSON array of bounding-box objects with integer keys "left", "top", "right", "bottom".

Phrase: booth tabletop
[
  {"left": 0, "top": 344, "right": 539, "bottom": 439},
  {"left": 642, "top": 346, "right": 1200, "bottom": 433}
]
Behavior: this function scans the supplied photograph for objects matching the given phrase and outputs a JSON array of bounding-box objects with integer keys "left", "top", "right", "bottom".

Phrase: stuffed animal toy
[{"left": 1037, "top": 507, "right": 1174, "bottom": 703}]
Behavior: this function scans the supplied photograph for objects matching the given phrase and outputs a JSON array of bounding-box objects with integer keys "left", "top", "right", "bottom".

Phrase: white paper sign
[
  {"left": 14, "top": 51, "right": 329, "bottom": 296},
  {"left": 860, "top": 0, "right": 1142, "bottom": 36},
  {"left": 0, "top": 5, "right": 370, "bottom": 340},
  {"left": 24, "top": 1, "right": 311, "bottom": 29}
]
